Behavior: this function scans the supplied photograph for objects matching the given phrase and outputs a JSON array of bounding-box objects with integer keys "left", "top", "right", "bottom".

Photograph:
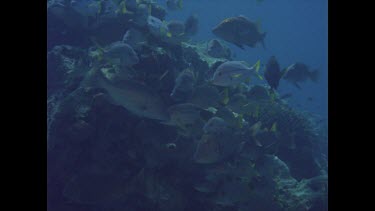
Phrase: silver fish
[
  {"left": 211, "top": 60, "right": 261, "bottom": 87},
  {"left": 98, "top": 75, "right": 169, "bottom": 121}
]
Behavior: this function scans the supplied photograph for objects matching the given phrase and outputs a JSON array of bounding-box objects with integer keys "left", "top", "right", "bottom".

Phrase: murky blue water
[{"left": 47, "top": 1, "right": 328, "bottom": 210}]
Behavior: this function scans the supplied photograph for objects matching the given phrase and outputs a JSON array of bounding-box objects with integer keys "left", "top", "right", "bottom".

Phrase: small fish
[
  {"left": 215, "top": 107, "right": 243, "bottom": 129},
  {"left": 106, "top": 42, "right": 139, "bottom": 64},
  {"left": 147, "top": 16, "right": 169, "bottom": 38},
  {"left": 203, "top": 117, "right": 229, "bottom": 135},
  {"left": 166, "top": 0, "right": 183, "bottom": 10},
  {"left": 264, "top": 56, "right": 282, "bottom": 90},
  {"left": 184, "top": 14, "right": 199, "bottom": 36},
  {"left": 91, "top": 40, "right": 139, "bottom": 67},
  {"left": 249, "top": 121, "right": 279, "bottom": 148},
  {"left": 211, "top": 60, "right": 261, "bottom": 87},
  {"left": 170, "top": 68, "right": 196, "bottom": 102},
  {"left": 167, "top": 20, "right": 185, "bottom": 37},
  {"left": 193, "top": 134, "right": 221, "bottom": 164},
  {"left": 227, "top": 93, "right": 248, "bottom": 114},
  {"left": 212, "top": 16, "right": 266, "bottom": 49},
  {"left": 163, "top": 103, "right": 204, "bottom": 137},
  {"left": 282, "top": 62, "right": 319, "bottom": 89},
  {"left": 207, "top": 39, "right": 231, "bottom": 59},
  {"left": 122, "top": 28, "right": 147, "bottom": 50}
]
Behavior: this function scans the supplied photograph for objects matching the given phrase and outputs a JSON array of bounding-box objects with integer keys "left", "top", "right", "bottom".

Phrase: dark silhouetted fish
[
  {"left": 212, "top": 16, "right": 266, "bottom": 49},
  {"left": 282, "top": 62, "right": 319, "bottom": 89},
  {"left": 264, "top": 56, "right": 282, "bottom": 90},
  {"left": 184, "top": 14, "right": 199, "bottom": 36}
]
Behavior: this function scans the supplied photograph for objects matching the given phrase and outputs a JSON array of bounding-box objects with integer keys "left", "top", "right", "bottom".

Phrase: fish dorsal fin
[
  {"left": 239, "top": 61, "right": 251, "bottom": 67},
  {"left": 238, "top": 15, "right": 249, "bottom": 21}
]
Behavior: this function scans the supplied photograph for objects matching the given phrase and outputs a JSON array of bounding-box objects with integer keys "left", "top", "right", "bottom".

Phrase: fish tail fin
[
  {"left": 252, "top": 60, "right": 263, "bottom": 80},
  {"left": 310, "top": 69, "right": 319, "bottom": 82},
  {"left": 253, "top": 60, "right": 261, "bottom": 73},
  {"left": 260, "top": 32, "right": 267, "bottom": 49}
]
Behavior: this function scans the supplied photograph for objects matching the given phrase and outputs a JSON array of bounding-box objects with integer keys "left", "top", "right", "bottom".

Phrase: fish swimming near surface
[
  {"left": 212, "top": 16, "right": 266, "bottom": 49},
  {"left": 211, "top": 60, "right": 261, "bottom": 87},
  {"left": 282, "top": 62, "right": 319, "bottom": 89},
  {"left": 264, "top": 56, "right": 282, "bottom": 90}
]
